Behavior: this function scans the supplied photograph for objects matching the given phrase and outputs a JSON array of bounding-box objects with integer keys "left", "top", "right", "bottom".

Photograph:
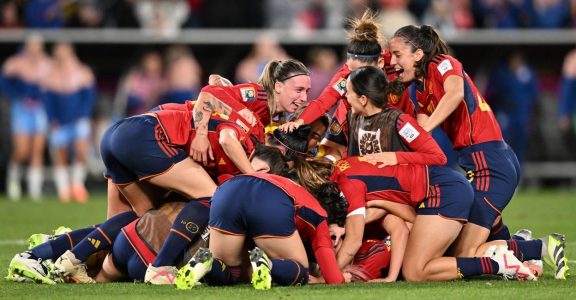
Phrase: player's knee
[{"left": 402, "top": 260, "right": 426, "bottom": 282}]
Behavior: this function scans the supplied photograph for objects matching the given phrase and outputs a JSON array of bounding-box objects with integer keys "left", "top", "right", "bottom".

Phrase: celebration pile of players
[{"left": 5, "top": 11, "right": 569, "bottom": 290}]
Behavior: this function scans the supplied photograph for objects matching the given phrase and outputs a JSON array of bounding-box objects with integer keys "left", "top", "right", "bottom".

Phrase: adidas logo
[{"left": 88, "top": 238, "right": 101, "bottom": 248}]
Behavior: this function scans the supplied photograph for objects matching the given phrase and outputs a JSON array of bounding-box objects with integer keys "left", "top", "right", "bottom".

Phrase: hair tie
[{"left": 346, "top": 52, "right": 380, "bottom": 60}]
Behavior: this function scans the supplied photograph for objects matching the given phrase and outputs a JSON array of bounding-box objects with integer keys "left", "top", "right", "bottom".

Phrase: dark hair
[
  {"left": 258, "top": 59, "right": 310, "bottom": 115},
  {"left": 392, "top": 25, "right": 449, "bottom": 79},
  {"left": 269, "top": 126, "right": 310, "bottom": 161},
  {"left": 291, "top": 103, "right": 330, "bottom": 130},
  {"left": 348, "top": 66, "right": 405, "bottom": 109},
  {"left": 346, "top": 10, "right": 382, "bottom": 64},
  {"left": 293, "top": 157, "right": 348, "bottom": 227},
  {"left": 250, "top": 143, "right": 289, "bottom": 176}
]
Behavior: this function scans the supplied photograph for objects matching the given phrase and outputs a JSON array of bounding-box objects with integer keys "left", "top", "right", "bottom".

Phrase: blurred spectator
[
  {"left": 376, "top": 0, "right": 418, "bottom": 37},
  {"left": 518, "top": 0, "right": 572, "bottom": 28},
  {"left": 24, "top": 0, "right": 64, "bottom": 28},
  {"left": 113, "top": 50, "right": 166, "bottom": 117},
  {"left": 201, "top": 0, "right": 261, "bottom": 28},
  {"left": 65, "top": 0, "right": 117, "bottom": 28},
  {"left": 306, "top": 47, "right": 340, "bottom": 100},
  {"left": 1, "top": 34, "right": 52, "bottom": 201},
  {"left": 471, "top": 0, "right": 519, "bottom": 28},
  {"left": 1, "top": 0, "right": 21, "bottom": 28},
  {"left": 134, "top": 0, "right": 190, "bottom": 37},
  {"left": 423, "top": 0, "right": 474, "bottom": 33},
  {"left": 42, "top": 42, "right": 95, "bottom": 203},
  {"left": 558, "top": 48, "right": 576, "bottom": 159},
  {"left": 487, "top": 52, "right": 538, "bottom": 165},
  {"left": 235, "top": 34, "right": 288, "bottom": 83},
  {"left": 104, "top": 0, "right": 139, "bottom": 28},
  {"left": 162, "top": 45, "right": 202, "bottom": 104},
  {"left": 344, "top": 0, "right": 379, "bottom": 23}
]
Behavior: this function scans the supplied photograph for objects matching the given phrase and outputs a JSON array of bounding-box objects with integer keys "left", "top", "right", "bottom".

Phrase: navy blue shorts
[
  {"left": 209, "top": 176, "right": 296, "bottom": 238},
  {"left": 111, "top": 232, "right": 147, "bottom": 281},
  {"left": 417, "top": 166, "right": 473, "bottom": 222},
  {"left": 100, "top": 115, "right": 188, "bottom": 185},
  {"left": 457, "top": 141, "right": 520, "bottom": 229}
]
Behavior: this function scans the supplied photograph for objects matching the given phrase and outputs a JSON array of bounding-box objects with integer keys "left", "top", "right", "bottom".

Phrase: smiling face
[
  {"left": 389, "top": 37, "right": 422, "bottom": 83},
  {"left": 274, "top": 74, "right": 311, "bottom": 113},
  {"left": 307, "top": 119, "right": 327, "bottom": 151}
]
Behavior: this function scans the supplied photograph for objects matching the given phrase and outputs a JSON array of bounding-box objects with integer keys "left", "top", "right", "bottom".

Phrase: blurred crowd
[{"left": 2, "top": 0, "right": 576, "bottom": 37}]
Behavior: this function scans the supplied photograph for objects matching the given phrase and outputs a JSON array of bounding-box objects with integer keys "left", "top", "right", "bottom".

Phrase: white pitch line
[{"left": 0, "top": 239, "right": 27, "bottom": 246}]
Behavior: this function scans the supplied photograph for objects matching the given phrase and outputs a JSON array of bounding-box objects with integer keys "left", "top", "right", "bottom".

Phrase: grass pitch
[{"left": 0, "top": 189, "right": 574, "bottom": 300}]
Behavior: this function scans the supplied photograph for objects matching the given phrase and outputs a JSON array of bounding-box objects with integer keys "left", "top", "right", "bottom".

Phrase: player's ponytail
[
  {"left": 250, "top": 144, "right": 289, "bottom": 176},
  {"left": 259, "top": 59, "right": 309, "bottom": 116},
  {"left": 293, "top": 157, "right": 348, "bottom": 226},
  {"left": 393, "top": 24, "right": 449, "bottom": 79},
  {"left": 346, "top": 9, "right": 382, "bottom": 64}
]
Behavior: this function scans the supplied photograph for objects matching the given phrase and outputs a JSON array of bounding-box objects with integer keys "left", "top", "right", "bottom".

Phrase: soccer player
[
  {"left": 279, "top": 10, "right": 416, "bottom": 136},
  {"left": 388, "top": 24, "right": 568, "bottom": 279},
  {"left": 325, "top": 66, "right": 447, "bottom": 166},
  {"left": 53, "top": 100, "right": 261, "bottom": 283},
  {"left": 8, "top": 195, "right": 209, "bottom": 284},
  {"left": 42, "top": 41, "right": 96, "bottom": 203},
  {"left": 175, "top": 147, "right": 347, "bottom": 289},
  {"left": 1, "top": 34, "right": 52, "bottom": 201},
  {"left": 331, "top": 156, "right": 535, "bottom": 281},
  {"left": 189, "top": 59, "right": 311, "bottom": 165}
]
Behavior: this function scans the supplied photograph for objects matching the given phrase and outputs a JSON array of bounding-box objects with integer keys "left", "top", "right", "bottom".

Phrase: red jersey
[
  {"left": 416, "top": 54, "right": 503, "bottom": 149},
  {"left": 332, "top": 157, "right": 429, "bottom": 207},
  {"left": 151, "top": 109, "right": 260, "bottom": 177},
  {"left": 300, "top": 64, "right": 350, "bottom": 124},
  {"left": 247, "top": 173, "right": 345, "bottom": 284},
  {"left": 330, "top": 169, "right": 366, "bottom": 215},
  {"left": 200, "top": 83, "right": 271, "bottom": 126},
  {"left": 151, "top": 100, "right": 265, "bottom": 154},
  {"left": 301, "top": 55, "right": 416, "bottom": 125}
]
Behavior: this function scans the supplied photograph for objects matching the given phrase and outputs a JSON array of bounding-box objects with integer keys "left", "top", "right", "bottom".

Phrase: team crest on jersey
[
  {"left": 332, "top": 78, "right": 347, "bottom": 96},
  {"left": 329, "top": 120, "right": 342, "bottom": 135},
  {"left": 437, "top": 59, "right": 453, "bottom": 76},
  {"left": 358, "top": 128, "right": 382, "bottom": 155},
  {"left": 240, "top": 87, "right": 256, "bottom": 102}
]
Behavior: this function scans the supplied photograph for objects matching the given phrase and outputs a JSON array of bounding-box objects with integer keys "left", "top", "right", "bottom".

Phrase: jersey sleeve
[
  {"left": 323, "top": 101, "right": 349, "bottom": 146},
  {"left": 430, "top": 55, "right": 464, "bottom": 82},
  {"left": 338, "top": 176, "right": 366, "bottom": 215},
  {"left": 394, "top": 114, "right": 447, "bottom": 165},
  {"left": 312, "top": 221, "right": 345, "bottom": 284},
  {"left": 200, "top": 84, "right": 249, "bottom": 113},
  {"left": 299, "top": 64, "right": 350, "bottom": 124}
]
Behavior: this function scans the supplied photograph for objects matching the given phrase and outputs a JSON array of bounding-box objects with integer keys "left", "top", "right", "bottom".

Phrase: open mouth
[{"left": 395, "top": 68, "right": 404, "bottom": 75}]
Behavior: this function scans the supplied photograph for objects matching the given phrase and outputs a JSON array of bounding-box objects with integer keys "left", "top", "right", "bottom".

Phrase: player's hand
[
  {"left": 307, "top": 275, "right": 324, "bottom": 284},
  {"left": 279, "top": 119, "right": 304, "bottom": 133},
  {"left": 208, "top": 74, "right": 232, "bottom": 87},
  {"left": 189, "top": 133, "right": 214, "bottom": 166},
  {"left": 369, "top": 277, "right": 396, "bottom": 283},
  {"left": 363, "top": 152, "right": 398, "bottom": 168},
  {"left": 329, "top": 224, "right": 345, "bottom": 248},
  {"left": 238, "top": 108, "right": 257, "bottom": 126}
]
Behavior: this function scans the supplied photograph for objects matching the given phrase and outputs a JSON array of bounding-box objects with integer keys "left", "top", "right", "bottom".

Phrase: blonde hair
[{"left": 258, "top": 59, "right": 309, "bottom": 116}]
